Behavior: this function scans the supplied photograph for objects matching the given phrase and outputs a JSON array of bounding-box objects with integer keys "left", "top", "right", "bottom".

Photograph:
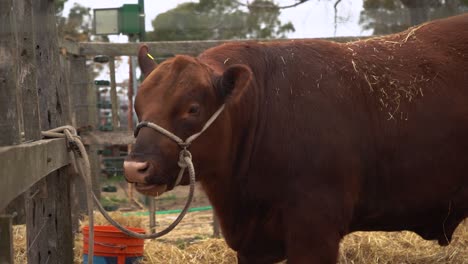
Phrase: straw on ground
[{"left": 13, "top": 211, "right": 467, "bottom": 264}]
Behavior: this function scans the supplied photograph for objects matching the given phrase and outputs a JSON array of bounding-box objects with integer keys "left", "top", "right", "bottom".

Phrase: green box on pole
[
  {"left": 94, "top": 2, "right": 144, "bottom": 37},
  {"left": 119, "top": 4, "right": 140, "bottom": 34}
]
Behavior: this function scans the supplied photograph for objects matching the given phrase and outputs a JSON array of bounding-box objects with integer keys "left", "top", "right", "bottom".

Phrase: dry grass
[
  {"left": 338, "top": 222, "right": 468, "bottom": 264},
  {"left": 13, "top": 212, "right": 468, "bottom": 264},
  {"left": 13, "top": 225, "right": 27, "bottom": 264},
  {"left": 143, "top": 239, "right": 236, "bottom": 264}
]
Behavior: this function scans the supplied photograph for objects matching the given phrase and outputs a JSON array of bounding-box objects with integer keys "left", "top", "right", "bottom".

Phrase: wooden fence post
[
  {"left": 70, "top": 55, "right": 90, "bottom": 130},
  {"left": 87, "top": 62, "right": 98, "bottom": 131},
  {"left": 68, "top": 55, "right": 91, "bottom": 221},
  {"left": 25, "top": 1, "right": 74, "bottom": 263},
  {"left": 4, "top": 0, "right": 43, "bottom": 227},
  {"left": 0, "top": 215, "right": 14, "bottom": 264},
  {"left": 69, "top": 54, "right": 102, "bottom": 204},
  {"left": 87, "top": 61, "right": 102, "bottom": 200},
  {"left": 0, "top": 0, "right": 22, "bottom": 262},
  {"left": 17, "top": 0, "right": 40, "bottom": 142},
  {"left": 0, "top": 0, "right": 21, "bottom": 146}
]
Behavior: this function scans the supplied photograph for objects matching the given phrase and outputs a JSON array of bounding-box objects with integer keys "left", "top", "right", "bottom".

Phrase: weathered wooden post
[
  {"left": 0, "top": 215, "right": 14, "bottom": 264},
  {"left": 57, "top": 51, "right": 84, "bottom": 233},
  {"left": 69, "top": 55, "right": 93, "bottom": 218},
  {"left": 25, "top": 1, "right": 74, "bottom": 263},
  {"left": 0, "top": 0, "right": 21, "bottom": 146},
  {"left": 9, "top": 0, "right": 42, "bottom": 227},
  {"left": 69, "top": 52, "right": 102, "bottom": 203},
  {"left": 0, "top": 0, "right": 23, "bottom": 262},
  {"left": 70, "top": 55, "right": 91, "bottom": 130}
]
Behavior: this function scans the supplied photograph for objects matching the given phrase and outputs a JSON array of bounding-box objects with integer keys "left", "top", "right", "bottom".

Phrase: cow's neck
[{"left": 200, "top": 63, "right": 271, "bottom": 250}]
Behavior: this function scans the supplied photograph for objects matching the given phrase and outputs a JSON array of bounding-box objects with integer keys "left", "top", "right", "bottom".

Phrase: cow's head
[{"left": 123, "top": 45, "right": 252, "bottom": 196}]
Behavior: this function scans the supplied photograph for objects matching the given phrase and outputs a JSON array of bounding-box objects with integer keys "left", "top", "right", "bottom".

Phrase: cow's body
[{"left": 125, "top": 14, "right": 468, "bottom": 263}]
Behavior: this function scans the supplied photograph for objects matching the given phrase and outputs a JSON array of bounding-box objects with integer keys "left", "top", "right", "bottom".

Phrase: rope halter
[
  {"left": 134, "top": 104, "right": 225, "bottom": 186},
  {"left": 95, "top": 104, "right": 226, "bottom": 240}
]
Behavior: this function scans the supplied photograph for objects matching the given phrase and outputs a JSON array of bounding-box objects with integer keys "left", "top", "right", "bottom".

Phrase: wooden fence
[{"left": 0, "top": 0, "right": 75, "bottom": 263}]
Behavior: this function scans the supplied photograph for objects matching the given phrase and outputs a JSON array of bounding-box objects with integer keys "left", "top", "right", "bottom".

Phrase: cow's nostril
[
  {"left": 137, "top": 161, "right": 150, "bottom": 173},
  {"left": 123, "top": 161, "right": 152, "bottom": 184},
  {"left": 125, "top": 161, "right": 148, "bottom": 171}
]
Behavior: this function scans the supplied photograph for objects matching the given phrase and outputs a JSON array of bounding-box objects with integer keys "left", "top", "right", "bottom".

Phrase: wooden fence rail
[
  {"left": 0, "top": 139, "right": 70, "bottom": 212},
  {"left": 62, "top": 36, "right": 361, "bottom": 57}
]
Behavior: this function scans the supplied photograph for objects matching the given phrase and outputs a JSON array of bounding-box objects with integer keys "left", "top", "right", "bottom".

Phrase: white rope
[
  {"left": 135, "top": 104, "right": 226, "bottom": 147},
  {"left": 186, "top": 104, "right": 225, "bottom": 144}
]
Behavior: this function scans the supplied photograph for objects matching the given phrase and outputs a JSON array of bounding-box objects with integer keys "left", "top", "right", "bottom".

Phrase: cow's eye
[{"left": 188, "top": 104, "right": 200, "bottom": 115}]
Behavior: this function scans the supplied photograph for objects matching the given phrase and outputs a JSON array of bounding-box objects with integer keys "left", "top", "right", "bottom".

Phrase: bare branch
[
  {"left": 333, "top": 0, "right": 342, "bottom": 9},
  {"left": 233, "top": 0, "right": 311, "bottom": 10},
  {"left": 333, "top": 0, "right": 342, "bottom": 36}
]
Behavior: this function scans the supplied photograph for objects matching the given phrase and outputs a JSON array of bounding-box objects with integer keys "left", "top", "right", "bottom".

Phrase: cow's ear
[
  {"left": 138, "top": 45, "right": 157, "bottom": 78},
  {"left": 217, "top": 64, "right": 252, "bottom": 103}
]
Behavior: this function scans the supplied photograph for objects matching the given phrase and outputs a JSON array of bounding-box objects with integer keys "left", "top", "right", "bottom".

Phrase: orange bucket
[{"left": 82, "top": 225, "right": 145, "bottom": 264}]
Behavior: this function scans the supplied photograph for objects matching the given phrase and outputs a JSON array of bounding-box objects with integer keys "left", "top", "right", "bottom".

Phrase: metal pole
[
  {"left": 138, "top": 0, "right": 146, "bottom": 41},
  {"left": 149, "top": 198, "right": 156, "bottom": 233},
  {"left": 109, "top": 56, "right": 119, "bottom": 130}
]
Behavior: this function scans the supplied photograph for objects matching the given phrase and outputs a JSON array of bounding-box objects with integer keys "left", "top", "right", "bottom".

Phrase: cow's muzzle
[{"left": 123, "top": 160, "right": 169, "bottom": 196}]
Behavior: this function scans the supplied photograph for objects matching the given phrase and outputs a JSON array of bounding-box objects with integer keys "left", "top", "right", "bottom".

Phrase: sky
[
  {"left": 63, "top": 0, "right": 371, "bottom": 40},
  {"left": 62, "top": 0, "right": 371, "bottom": 82}
]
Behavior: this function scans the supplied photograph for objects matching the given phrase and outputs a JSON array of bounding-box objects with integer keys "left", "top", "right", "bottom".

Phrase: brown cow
[{"left": 124, "top": 14, "right": 468, "bottom": 263}]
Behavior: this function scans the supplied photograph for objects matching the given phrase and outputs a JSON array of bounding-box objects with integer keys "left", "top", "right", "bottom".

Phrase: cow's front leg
[
  {"left": 237, "top": 253, "right": 273, "bottom": 264},
  {"left": 283, "top": 201, "right": 345, "bottom": 264}
]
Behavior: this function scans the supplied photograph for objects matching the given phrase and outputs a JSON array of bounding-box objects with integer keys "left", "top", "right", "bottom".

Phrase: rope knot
[
  {"left": 178, "top": 142, "right": 190, "bottom": 149},
  {"left": 67, "top": 137, "right": 83, "bottom": 157},
  {"left": 178, "top": 149, "right": 192, "bottom": 168}
]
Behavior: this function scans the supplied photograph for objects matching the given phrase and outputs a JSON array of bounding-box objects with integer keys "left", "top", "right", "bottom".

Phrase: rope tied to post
[
  {"left": 39, "top": 104, "right": 225, "bottom": 262},
  {"left": 40, "top": 125, "right": 199, "bottom": 242},
  {"left": 41, "top": 126, "right": 95, "bottom": 264}
]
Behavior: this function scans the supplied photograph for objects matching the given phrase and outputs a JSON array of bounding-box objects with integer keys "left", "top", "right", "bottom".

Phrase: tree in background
[
  {"left": 57, "top": 3, "right": 93, "bottom": 42},
  {"left": 56, "top": 2, "right": 111, "bottom": 80},
  {"left": 146, "top": 0, "right": 294, "bottom": 41},
  {"left": 360, "top": 0, "right": 468, "bottom": 35},
  {"left": 55, "top": 0, "right": 67, "bottom": 16},
  {"left": 246, "top": 1, "right": 295, "bottom": 38}
]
